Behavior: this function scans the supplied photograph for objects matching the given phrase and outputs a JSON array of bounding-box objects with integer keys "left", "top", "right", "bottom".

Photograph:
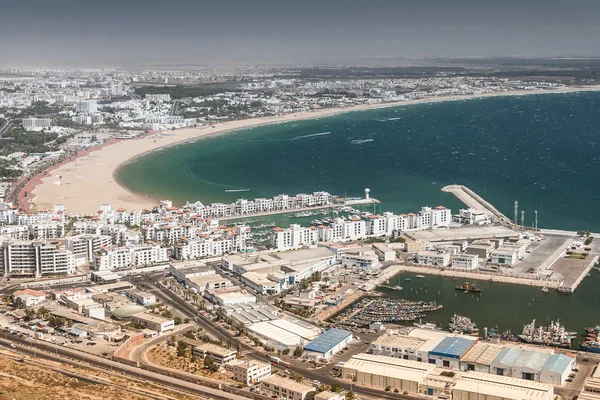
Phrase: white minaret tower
[{"left": 364, "top": 188, "right": 370, "bottom": 200}]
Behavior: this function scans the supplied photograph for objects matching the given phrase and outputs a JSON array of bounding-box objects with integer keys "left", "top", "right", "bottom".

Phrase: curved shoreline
[{"left": 30, "top": 86, "right": 600, "bottom": 214}]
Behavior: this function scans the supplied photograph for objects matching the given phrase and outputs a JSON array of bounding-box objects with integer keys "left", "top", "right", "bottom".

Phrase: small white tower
[{"left": 364, "top": 188, "right": 370, "bottom": 200}]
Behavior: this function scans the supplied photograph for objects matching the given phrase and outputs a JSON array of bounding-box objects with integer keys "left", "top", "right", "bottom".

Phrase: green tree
[
  {"left": 282, "top": 348, "right": 290, "bottom": 356},
  {"left": 174, "top": 316, "right": 182, "bottom": 325},
  {"left": 331, "top": 383, "right": 342, "bottom": 393},
  {"left": 176, "top": 341, "right": 188, "bottom": 357},
  {"left": 293, "top": 346, "right": 303, "bottom": 358},
  {"left": 204, "top": 356, "right": 219, "bottom": 372}
]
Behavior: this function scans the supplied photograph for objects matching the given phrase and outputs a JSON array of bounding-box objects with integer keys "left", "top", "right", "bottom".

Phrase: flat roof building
[
  {"left": 428, "top": 336, "right": 478, "bottom": 369},
  {"left": 303, "top": 328, "right": 353, "bottom": 360},
  {"left": 131, "top": 312, "right": 174, "bottom": 334},
  {"left": 225, "top": 359, "right": 271, "bottom": 385},
  {"left": 261, "top": 375, "right": 316, "bottom": 400},
  {"left": 460, "top": 342, "right": 503, "bottom": 373},
  {"left": 453, "top": 371, "right": 554, "bottom": 400},
  {"left": 342, "top": 353, "right": 435, "bottom": 394},
  {"left": 540, "top": 353, "right": 575, "bottom": 385},
  {"left": 247, "top": 319, "right": 320, "bottom": 350}
]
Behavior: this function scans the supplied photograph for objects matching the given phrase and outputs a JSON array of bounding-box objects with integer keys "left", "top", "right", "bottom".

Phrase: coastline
[{"left": 29, "top": 85, "right": 600, "bottom": 214}]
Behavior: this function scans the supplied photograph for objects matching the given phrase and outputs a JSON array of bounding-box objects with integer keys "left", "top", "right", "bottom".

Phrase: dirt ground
[
  {"left": 0, "top": 352, "right": 199, "bottom": 400},
  {"left": 147, "top": 343, "right": 235, "bottom": 384}
]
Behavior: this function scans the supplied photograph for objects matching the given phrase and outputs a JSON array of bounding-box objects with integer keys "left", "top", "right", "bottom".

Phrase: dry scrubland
[{"left": 0, "top": 353, "right": 197, "bottom": 400}]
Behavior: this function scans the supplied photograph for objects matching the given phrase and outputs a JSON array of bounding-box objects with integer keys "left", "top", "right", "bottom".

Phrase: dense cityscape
[{"left": 3, "top": 2, "right": 600, "bottom": 399}]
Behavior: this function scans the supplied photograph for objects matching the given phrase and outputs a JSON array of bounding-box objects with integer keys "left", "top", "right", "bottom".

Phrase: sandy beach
[{"left": 29, "top": 85, "right": 600, "bottom": 215}]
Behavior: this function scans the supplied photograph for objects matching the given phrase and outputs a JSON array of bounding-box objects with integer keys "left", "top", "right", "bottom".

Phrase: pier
[
  {"left": 557, "top": 254, "right": 600, "bottom": 294},
  {"left": 441, "top": 184, "right": 513, "bottom": 226},
  {"left": 219, "top": 197, "right": 380, "bottom": 221}
]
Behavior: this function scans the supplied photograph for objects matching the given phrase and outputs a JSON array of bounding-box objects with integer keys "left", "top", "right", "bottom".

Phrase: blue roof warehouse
[
  {"left": 428, "top": 336, "right": 478, "bottom": 369},
  {"left": 303, "top": 328, "right": 353, "bottom": 360}
]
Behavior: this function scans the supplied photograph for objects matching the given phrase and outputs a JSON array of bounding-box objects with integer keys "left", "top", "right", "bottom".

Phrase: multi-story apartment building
[
  {"left": 271, "top": 224, "right": 318, "bottom": 251},
  {"left": 65, "top": 234, "right": 112, "bottom": 262},
  {"left": 0, "top": 239, "right": 75, "bottom": 278}
]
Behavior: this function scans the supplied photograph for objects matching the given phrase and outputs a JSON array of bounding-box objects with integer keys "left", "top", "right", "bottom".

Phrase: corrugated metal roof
[
  {"left": 512, "top": 351, "right": 550, "bottom": 372},
  {"left": 304, "top": 328, "right": 352, "bottom": 354},
  {"left": 492, "top": 347, "right": 522, "bottom": 367},
  {"left": 429, "top": 337, "right": 476, "bottom": 359},
  {"left": 542, "top": 354, "right": 573, "bottom": 374}
]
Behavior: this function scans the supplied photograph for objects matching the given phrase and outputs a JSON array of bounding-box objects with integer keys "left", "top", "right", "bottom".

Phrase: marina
[
  {"left": 328, "top": 297, "right": 443, "bottom": 328},
  {"left": 376, "top": 271, "right": 600, "bottom": 342}
]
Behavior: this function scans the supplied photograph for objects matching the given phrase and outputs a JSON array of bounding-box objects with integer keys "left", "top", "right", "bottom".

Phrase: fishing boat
[
  {"left": 455, "top": 282, "right": 482, "bottom": 293},
  {"left": 541, "top": 286, "right": 549, "bottom": 293},
  {"left": 416, "top": 275, "right": 425, "bottom": 278},
  {"left": 448, "top": 314, "right": 479, "bottom": 335},
  {"left": 579, "top": 341, "right": 600, "bottom": 354},
  {"left": 391, "top": 286, "right": 403, "bottom": 291},
  {"left": 518, "top": 319, "right": 573, "bottom": 348},
  {"left": 414, "top": 319, "right": 438, "bottom": 330},
  {"left": 404, "top": 278, "right": 411, "bottom": 281},
  {"left": 500, "top": 330, "right": 518, "bottom": 342}
]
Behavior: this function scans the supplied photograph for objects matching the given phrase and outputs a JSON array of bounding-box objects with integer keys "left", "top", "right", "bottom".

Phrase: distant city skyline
[{"left": 1, "top": 0, "right": 600, "bottom": 66}]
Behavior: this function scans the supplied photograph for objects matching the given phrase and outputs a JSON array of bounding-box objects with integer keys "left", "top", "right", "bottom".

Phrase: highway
[{"left": 0, "top": 334, "right": 248, "bottom": 400}]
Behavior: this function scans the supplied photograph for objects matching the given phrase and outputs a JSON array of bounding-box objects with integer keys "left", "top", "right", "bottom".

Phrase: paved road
[
  {"left": 0, "top": 335, "right": 247, "bottom": 400},
  {"left": 144, "top": 279, "right": 421, "bottom": 400}
]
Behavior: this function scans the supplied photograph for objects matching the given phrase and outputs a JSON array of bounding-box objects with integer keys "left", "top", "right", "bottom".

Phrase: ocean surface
[
  {"left": 118, "top": 92, "right": 600, "bottom": 335},
  {"left": 118, "top": 91, "right": 600, "bottom": 232},
  {"left": 380, "top": 272, "right": 600, "bottom": 340}
]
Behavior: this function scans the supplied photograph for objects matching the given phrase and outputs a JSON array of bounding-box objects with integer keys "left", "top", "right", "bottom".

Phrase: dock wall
[
  {"left": 395, "top": 264, "right": 562, "bottom": 288},
  {"left": 442, "top": 184, "right": 513, "bottom": 226}
]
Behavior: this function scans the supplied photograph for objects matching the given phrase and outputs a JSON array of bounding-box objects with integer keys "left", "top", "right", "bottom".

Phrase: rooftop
[
  {"left": 461, "top": 343, "right": 503, "bottom": 365},
  {"left": 429, "top": 336, "right": 477, "bottom": 359},
  {"left": 343, "top": 353, "right": 435, "bottom": 383},
  {"left": 541, "top": 353, "right": 573, "bottom": 374},
  {"left": 512, "top": 350, "right": 550, "bottom": 372},
  {"left": 304, "top": 328, "right": 353, "bottom": 354},
  {"left": 492, "top": 347, "right": 523, "bottom": 367},
  {"left": 373, "top": 333, "right": 426, "bottom": 349},
  {"left": 454, "top": 371, "right": 553, "bottom": 400},
  {"left": 132, "top": 312, "right": 173, "bottom": 324},
  {"left": 262, "top": 375, "right": 315, "bottom": 393}
]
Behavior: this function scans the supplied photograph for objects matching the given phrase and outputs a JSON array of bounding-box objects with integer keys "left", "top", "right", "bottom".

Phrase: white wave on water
[
  {"left": 387, "top": 117, "right": 402, "bottom": 121},
  {"left": 225, "top": 189, "right": 250, "bottom": 192},
  {"left": 351, "top": 139, "right": 375, "bottom": 144},
  {"left": 292, "top": 131, "right": 331, "bottom": 140}
]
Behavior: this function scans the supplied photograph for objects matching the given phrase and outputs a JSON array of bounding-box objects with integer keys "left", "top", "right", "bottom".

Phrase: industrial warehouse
[{"left": 342, "top": 353, "right": 557, "bottom": 399}]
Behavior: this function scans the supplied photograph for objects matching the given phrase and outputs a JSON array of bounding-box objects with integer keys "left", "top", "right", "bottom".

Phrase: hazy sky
[{"left": 1, "top": 0, "right": 599, "bottom": 66}]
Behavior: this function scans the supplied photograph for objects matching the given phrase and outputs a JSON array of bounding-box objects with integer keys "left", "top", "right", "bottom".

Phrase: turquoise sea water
[{"left": 118, "top": 91, "right": 600, "bottom": 232}]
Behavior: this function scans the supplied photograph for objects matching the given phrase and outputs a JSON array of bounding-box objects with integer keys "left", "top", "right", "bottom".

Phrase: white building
[
  {"left": 416, "top": 250, "right": 451, "bottom": 268},
  {"left": 75, "top": 100, "right": 98, "bottom": 114},
  {"left": 12, "top": 289, "right": 46, "bottom": 308},
  {"left": 454, "top": 208, "right": 491, "bottom": 225},
  {"left": 131, "top": 312, "right": 174, "bottom": 334},
  {"left": 1, "top": 239, "right": 75, "bottom": 278},
  {"left": 93, "top": 244, "right": 168, "bottom": 270},
  {"left": 271, "top": 224, "right": 318, "bottom": 251},
  {"left": 225, "top": 360, "right": 271, "bottom": 385},
  {"left": 65, "top": 234, "right": 112, "bottom": 262},
  {"left": 125, "top": 289, "right": 156, "bottom": 306},
  {"left": 490, "top": 248, "right": 519, "bottom": 266},
  {"left": 22, "top": 117, "right": 51, "bottom": 131},
  {"left": 261, "top": 375, "right": 316, "bottom": 400},
  {"left": 451, "top": 254, "right": 479, "bottom": 270},
  {"left": 145, "top": 94, "right": 171, "bottom": 102},
  {"left": 341, "top": 249, "right": 380, "bottom": 271},
  {"left": 188, "top": 341, "right": 237, "bottom": 365}
]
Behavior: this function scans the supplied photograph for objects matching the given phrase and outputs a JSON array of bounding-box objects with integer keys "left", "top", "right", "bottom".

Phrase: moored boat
[{"left": 455, "top": 282, "right": 482, "bottom": 293}]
